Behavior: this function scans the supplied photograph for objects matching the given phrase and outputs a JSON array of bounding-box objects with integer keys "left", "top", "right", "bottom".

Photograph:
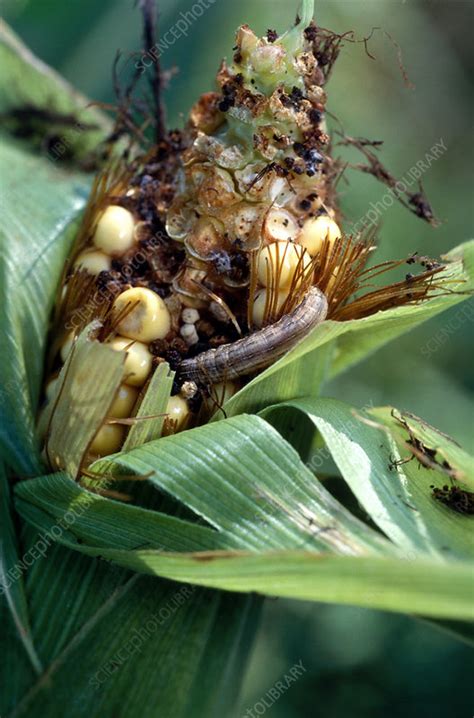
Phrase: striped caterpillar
[{"left": 178, "top": 287, "right": 328, "bottom": 385}]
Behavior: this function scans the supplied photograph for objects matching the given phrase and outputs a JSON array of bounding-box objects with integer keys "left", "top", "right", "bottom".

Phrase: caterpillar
[{"left": 178, "top": 287, "right": 328, "bottom": 385}]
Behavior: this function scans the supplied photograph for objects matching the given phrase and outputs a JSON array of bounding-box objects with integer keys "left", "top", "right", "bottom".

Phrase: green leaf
[
  {"left": 16, "top": 411, "right": 472, "bottom": 621},
  {"left": 15, "top": 472, "right": 226, "bottom": 553},
  {"left": 0, "top": 142, "right": 89, "bottom": 475},
  {"left": 262, "top": 398, "right": 474, "bottom": 562},
  {"left": 9, "top": 542, "right": 259, "bottom": 718},
  {"left": 445, "top": 239, "right": 474, "bottom": 281},
  {"left": 0, "top": 22, "right": 113, "bottom": 476},
  {"left": 91, "top": 414, "right": 391, "bottom": 556},
  {"left": 0, "top": 461, "right": 42, "bottom": 693},
  {"left": 10, "top": 476, "right": 260, "bottom": 717},
  {"left": 50, "top": 548, "right": 474, "bottom": 622},
  {"left": 0, "top": 21, "right": 110, "bottom": 158},
  {"left": 373, "top": 407, "right": 474, "bottom": 489}
]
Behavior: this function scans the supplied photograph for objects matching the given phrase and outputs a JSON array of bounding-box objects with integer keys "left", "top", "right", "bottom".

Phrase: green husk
[
  {"left": 122, "top": 362, "right": 174, "bottom": 452},
  {"left": 43, "top": 322, "right": 125, "bottom": 478}
]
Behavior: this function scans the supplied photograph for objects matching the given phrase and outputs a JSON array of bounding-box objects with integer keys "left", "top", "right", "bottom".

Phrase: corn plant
[{"left": 1, "top": 1, "right": 473, "bottom": 716}]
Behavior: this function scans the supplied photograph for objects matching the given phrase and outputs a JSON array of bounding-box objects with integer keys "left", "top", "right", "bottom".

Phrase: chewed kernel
[
  {"left": 264, "top": 208, "right": 300, "bottom": 242},
  {"left": 74, "top": 249, "right": 112, "bottom": 275},
  {"left": 93, "top": 205, "right": 135, "bottom": 256},
  {"left": 236, "top": 25, "right": 258, "bottom": 58},
  {"left": 112, "top": 287, "right": 171, "bottom": 343},
  {"left": 298, "top": 215, "right": 341, "bottom": 256},
  {"left": 108, "top": 335, "right": 153, "bottom": 387}
]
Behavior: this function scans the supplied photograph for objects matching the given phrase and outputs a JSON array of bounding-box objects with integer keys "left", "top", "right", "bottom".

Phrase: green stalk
[
  {"left": 299, "top": 0, "right": 316, "bottom": 27},
  {"left": 281, "top": 0, "right": 315, "bottom": 53}
]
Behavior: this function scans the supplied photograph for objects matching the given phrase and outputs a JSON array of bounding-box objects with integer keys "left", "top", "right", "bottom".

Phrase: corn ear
[{"left": 39, "top": 3, "right": 447, "bottom": 480}]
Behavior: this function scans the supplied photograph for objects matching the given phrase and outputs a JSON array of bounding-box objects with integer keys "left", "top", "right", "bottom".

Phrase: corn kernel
[
  {"left": 222, "top": 203, "right": 264, "bottom": 250},
  {"left": 112, "top": 287, "right": 171, "bottom": 343},
  {"left": 186, "top": 216, "right": 224, "bottom": 259},
  {"left": 74, "top": 249, "right": 112, "bottom": 275},
  {"left": 204, "top": 381, "right": 238, "bottom": 415},
  {"left": 264, "top": 209, "right": 300, "bottom": 242},
  {"left": 179, "top": 294, "right": 207, "bottom": 310},
  {"left": 181, "top": 308, "right": 200, "bottom": 324},
  {"left": 108, "top": 335, "right": 153, "bottom": 387},
  {"left": 93, "top": 205, "right": 135, "bottom": 256},
  {"left": 89, "top": 423, "right": 125, "bottom": 456},
  {"left": 162, "top": 395, "right": 190, "bottom": 435},
  {"left": 252, "top": 288, "right": 289, "bottom": 328},
  {"left": 180, "top": 323, "right": 199, "bottom": 346},
  {"left": 298, "top": 215, "right": 342, "bottom": 256},
  {"left": 257, "top": 241, "right": 310, "bottom": 289},
  {"left": 109, "top": 383, "right": 139, "bottom": 418}
]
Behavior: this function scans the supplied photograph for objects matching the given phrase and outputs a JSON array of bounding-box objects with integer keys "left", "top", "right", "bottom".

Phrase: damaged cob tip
[{"left": 39, "top": 2, "right": 447, "bottom": 487}]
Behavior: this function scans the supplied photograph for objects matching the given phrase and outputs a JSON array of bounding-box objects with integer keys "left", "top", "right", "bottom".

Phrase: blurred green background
[{"left": 3, "top": 0, "right": 473, "bottom": 716}]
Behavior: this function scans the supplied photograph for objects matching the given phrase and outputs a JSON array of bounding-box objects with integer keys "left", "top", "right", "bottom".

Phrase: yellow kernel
[
  {"left": 252, "top": 288, "right": 289, "bottom": 328},
  {"left": 108, "top": 335, "right": 153, "bottom": 387},
  {"left": 112, "top": 287, "right": 171, "bottom": 343},
  {"left": 257, "top": 241, "right": 311, "bottom": 289},
  {"left": 204, "top": 381, "right": 238, "bottom": 415},
  {"left": 179, "top": 294, "right": 207, "bottom": 310},
  {"left": 162, "top": 395, "right": 190, "bottom": 436},
  {"left": 93, "top": 205, "right": 135, "bottom": 256},
  {"left": 264, "top": 209, "right": 300, "bottom": 242},
  {"left": 298, "top": 215, "right": 342, "bottom": 256},
  {"left": 74, "top": 249, "right": 112, "bottom": 275},
  {"left": 89, "top": 423, "right": 125, "bottom": 456},
  {"left": 108, "top": 383, "right": 139, "bottom": 418}
]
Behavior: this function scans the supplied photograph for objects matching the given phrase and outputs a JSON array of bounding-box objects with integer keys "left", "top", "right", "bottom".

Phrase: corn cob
[
  {"left": 166, "top": 6, "right": 341, "bottom": 330},
  {"left": 40, "top": 1, "right": 445, "bottom": 481}
]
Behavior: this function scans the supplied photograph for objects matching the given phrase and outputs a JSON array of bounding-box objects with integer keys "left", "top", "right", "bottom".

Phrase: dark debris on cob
[{"left": 39, "top": 1, "right": 446, "bottom": 485}]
